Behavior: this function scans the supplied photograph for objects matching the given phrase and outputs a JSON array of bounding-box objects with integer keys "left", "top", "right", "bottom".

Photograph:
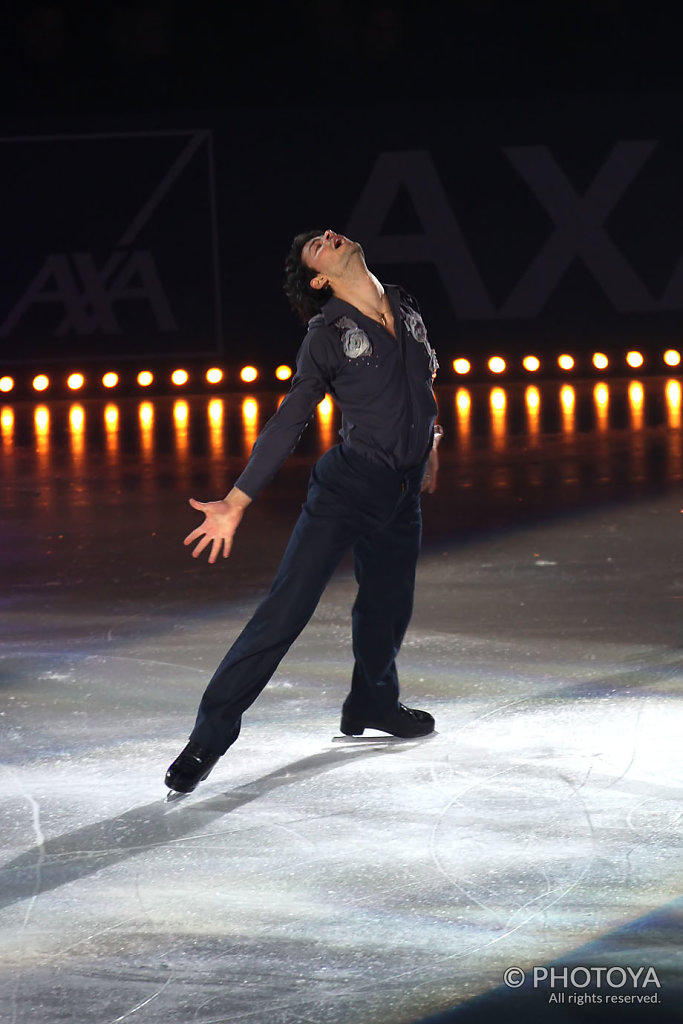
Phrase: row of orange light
[
  {"left": 0, "top": 396, "right": 336, "bottom": 454},
  {"left": 0, "top": 394, "right": 334, "bottom": 430},
  {"left": 1, "top": 349, "right": 681, "bottom": 396},
  {"left": 0, "top": 365, "right": 294, "bottom": 395},
  {"left": 453, "top": 380, "right": 674, "bottom": 412},
  {"left": 453, "top": 349, "right": 682, "bottom": 375},
  {"left": 6, "top": 381, "right": 680, "bottom": 448},
  {"left": 450, "top": 381, "right": 683, "bottom": 459}
]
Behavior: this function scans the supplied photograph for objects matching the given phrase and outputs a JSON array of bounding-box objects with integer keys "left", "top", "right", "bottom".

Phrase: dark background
[
  {"left": 2, "top": 1, "right": 683, "bottom": 368},
  {"left": 3, "top": 2, "right": 681, "bottom": 114}
]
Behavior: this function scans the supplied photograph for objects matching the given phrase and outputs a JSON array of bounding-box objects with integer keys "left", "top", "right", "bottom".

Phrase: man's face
[{"left": 302, "top": 229, "right": 362, "bottom": 285}]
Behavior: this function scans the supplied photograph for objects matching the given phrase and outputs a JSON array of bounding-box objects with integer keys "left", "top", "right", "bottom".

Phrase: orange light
[
  {"left": 104, "top": 404, "right": 119, "bottom": 465},
  {"left": 208, "top": 398, "right": 223, "bottom": 425},
  {"left": 69, "top": 404, "right": 85, "bottom": 430},
  {"left": 629, "top": 382, "right": 644, "bottom": 437},
  {"left": 592, "top": 353, "right": 609, "bottom": 370},
  {"left": 208, "top": 398, "right": 224, "bottom": 462},
  {"left": 594, "top": 383, "right": 609, "bottom": 429},
  {"left": 139, "top": 401, "right": 154, "bottom": 426},
  {"left": 137, "top": 371, "right": 153, "bottom": 387},
  {"left": 173, "top": 399, "right": 189, "bottom": 425},
  {"left": 626, "top": 351, "right": 644, "bottom": 369},
  {"left": 558, "top": 355, "right": 574, "bottom": 371},
  {"left": 522, "top": 356, "right": 540, "bottom": 372},
  {"left": 240, "top": 366, "right": 258, "bottom": 383},
  {"left": 34, "top": 403, "right": 50, "bottom": 465},
  {"left": 560, "top": 384, "right": 575, "bottom": 411},
  {"left": 456, "top": 388, "right": 471, "bottom": 413},
  {"left": 664, "top": 349, "right": 681, "bottom": 368},
  {"left": 67, "top": 372, "right": 85, "bottom": 391},
  {"left": 104, "top": 404, "right": 119, "bottom": 428},
  {"left": 275, "top": 365, "right": 293, "bottom": 381},
  {"left": 455, "top": 388, "right": 471, "bottom": 451},
  {"left": 489, "top": 387, "right": 507, "bottom": 454},
  {"left": 206, "top": 367, "right": 223, "bottom": 384},
  {"left": 102, "top": 372, "right": 119, "bottom": 388},
  {"left": 33, "top": 374, "right": 49, "bottom": 392},
  {"left": 317, "top": 393, "right": 334, "bottom": 449},
  {"left": 525, "top": 386, "right": 541, "bottom": 444},
  {"left": 666, "top": 379, "right": 681, "bottom": 407},
  {"left": 174, "top": 399, "right": 189, "bottom": 471},
  {"left": 242, "top": 398, "right": 258, "bottom": 422},
  {"left": 560, "top": 385, "right": 575, "bottom": 437},
  {"left": 35, "top": 405, "right": 49, "bottom": 431},
  {"left": 490, "top": 387, "right": 506, "bottom": 411},
  {"left": 666, "top": 380, "right": 682, "bottom": 432},
  {"left": 629, "top": 380, "right": 644, "bottom": 405},
  {"left": 1, "top": 406, "right": 14, "bottom": 434},
  {"left": 171, "top": 369, "right": 189, "bottom": 386},
  {"left": 488, "top": 357, "right": 506, "bottom": 374},
  {"left": 242, "top": 398, "right": 258, "bottom": 453},
  {"left": 453, "top": 358, "right": 471, "bottom": 375},
  {"left": 0, "top": 376, "right": 14, "bottom": 393}
]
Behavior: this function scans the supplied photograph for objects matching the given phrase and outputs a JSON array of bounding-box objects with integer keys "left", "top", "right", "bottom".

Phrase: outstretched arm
[
  {"left": 183, "top": 327, "right": 335, "bottom": 563},
  {"left": 184, "top": 486, "right": 252, "bottom": 563}
]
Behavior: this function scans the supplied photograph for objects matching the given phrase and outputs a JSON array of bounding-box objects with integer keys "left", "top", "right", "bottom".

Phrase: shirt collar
[{"left": 320, "top": 284, "right": 398, "bottom": 326}]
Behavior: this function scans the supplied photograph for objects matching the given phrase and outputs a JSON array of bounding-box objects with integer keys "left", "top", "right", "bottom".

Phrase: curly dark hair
[{"left": 283, "top": 229, "right": 333, "bottom": 323}]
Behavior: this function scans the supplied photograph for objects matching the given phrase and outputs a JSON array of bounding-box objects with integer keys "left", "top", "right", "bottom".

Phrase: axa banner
[
  {"left": 0, "top": 130, "right": 221, "bottom": 362},
  {"left": 2, "top": 96, "right": 683, "bottom": 363}
]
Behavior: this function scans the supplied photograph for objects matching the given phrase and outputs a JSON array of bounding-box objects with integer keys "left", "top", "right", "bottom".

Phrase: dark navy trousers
[{"left": 190, "top": 445, "right": 425, "bottom": 755}]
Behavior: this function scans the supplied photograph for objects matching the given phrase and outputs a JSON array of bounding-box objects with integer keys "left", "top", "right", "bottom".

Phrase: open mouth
[{"left": 333, "top": 235, "right": 343, "bottom": 249}]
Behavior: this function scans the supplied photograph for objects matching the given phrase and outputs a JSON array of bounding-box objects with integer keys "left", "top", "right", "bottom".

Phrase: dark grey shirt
[{"left": 235, "top": 285, "right": 439, "bottom": 499}]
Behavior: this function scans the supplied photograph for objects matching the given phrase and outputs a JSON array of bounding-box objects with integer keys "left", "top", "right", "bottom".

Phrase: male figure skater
[{"left": 165, "top": 228, "right": 442, "bottom": 793}]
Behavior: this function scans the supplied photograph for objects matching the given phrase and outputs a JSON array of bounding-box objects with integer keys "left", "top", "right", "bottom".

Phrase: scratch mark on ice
[
  {"left": 5, "top": 775, "right": 47, "bottom": 1024},
  {"left": 20, "top": 790, "right": 46, "bottom": 928},
  {"left": 106, "top": 975, "right": 172, "bottom": 1023}
]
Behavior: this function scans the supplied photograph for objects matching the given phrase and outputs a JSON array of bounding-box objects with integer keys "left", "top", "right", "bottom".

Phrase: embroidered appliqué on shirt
[
  {"left": 400, "top": 303, "right": 439, "bottom": 378},
  {"left": 335, "top": 316, "right": 373, "bottom": 359}
]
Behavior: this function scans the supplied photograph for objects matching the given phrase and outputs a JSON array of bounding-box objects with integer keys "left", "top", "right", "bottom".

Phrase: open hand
[{"left": 184, "top": 495, "right": 247, "bottom": 563}]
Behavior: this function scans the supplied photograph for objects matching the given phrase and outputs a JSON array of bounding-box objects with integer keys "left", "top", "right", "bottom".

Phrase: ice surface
[{"left": 1, "top": 385, "right": 682, "bottom": 1023}]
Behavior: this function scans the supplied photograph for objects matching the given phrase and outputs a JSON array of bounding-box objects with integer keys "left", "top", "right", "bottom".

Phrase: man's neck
[{"left": 331, "top": 269, "right": 386, "bottom": 315}]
